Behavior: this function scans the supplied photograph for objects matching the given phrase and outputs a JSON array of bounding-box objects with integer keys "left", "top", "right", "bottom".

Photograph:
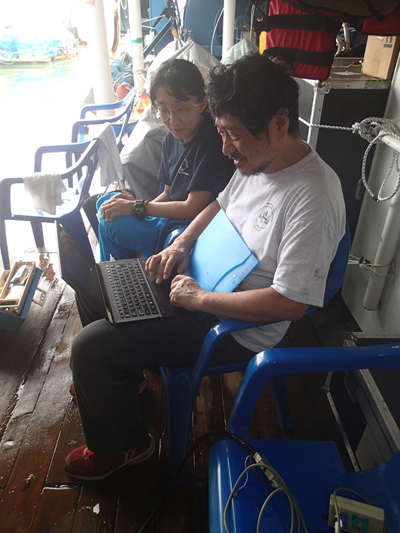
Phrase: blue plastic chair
[
  {"left": 0, "top": 139, "right": 100, "bottom": 270},
  {"left": 160, "top": 224, "right": 351, "bottom": 482},
  {"left": 208, "top": 342, "right": 400, "bottom": 532},
  {"left": 34, "top": 140, "right": 91, "bottom": 188},
  {"left": 71, "top": 87, "right": 137, "bottom": 152}
]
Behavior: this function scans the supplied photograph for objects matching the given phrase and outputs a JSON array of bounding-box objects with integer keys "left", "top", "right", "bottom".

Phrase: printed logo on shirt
[
  {"left": 178, "top": 158, "right": 189, "bottom": 176},
  {"left": 254, "top": 204, "right": 274, "bottom": 231}
]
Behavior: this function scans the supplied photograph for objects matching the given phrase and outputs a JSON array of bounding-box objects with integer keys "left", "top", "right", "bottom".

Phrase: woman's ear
[{"left": 200, "top": 96, "right": 208, "bottom": 113}]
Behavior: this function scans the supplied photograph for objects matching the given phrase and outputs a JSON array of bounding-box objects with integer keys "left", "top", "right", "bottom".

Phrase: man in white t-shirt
[
  {"left": 147, "top": 52, "right": 346, "bottom": 352},
  {"left": 65, "top": 53, "right": 345, "bottom": 481}
]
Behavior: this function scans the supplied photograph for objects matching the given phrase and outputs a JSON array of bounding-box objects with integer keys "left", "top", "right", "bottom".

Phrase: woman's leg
[{"left": 96, "top": 193, "right": 166, "bottom": 260}]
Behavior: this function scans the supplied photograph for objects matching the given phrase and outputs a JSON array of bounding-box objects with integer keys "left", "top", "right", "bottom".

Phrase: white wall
[{"left": 342, "top": 52, "right": 400, "bottom": 332}]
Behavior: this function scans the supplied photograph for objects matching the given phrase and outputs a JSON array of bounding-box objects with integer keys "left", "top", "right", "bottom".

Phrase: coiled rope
[{"left": 310, "top": 117, "right": 400, "bottom": 202}]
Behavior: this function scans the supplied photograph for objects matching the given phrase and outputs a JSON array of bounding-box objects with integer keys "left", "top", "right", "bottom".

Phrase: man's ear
[{"left": 274, "top": 108, "right": 290, "bottom": 139}]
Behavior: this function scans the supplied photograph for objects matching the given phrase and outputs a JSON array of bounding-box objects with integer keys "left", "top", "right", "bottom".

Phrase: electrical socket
[{"left": 328, "top": 495, "right": 384, "bottom": 533}]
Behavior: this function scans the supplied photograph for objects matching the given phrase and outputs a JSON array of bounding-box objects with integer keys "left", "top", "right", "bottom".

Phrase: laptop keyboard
[{"left": 106, "top": 262, "right": 159, "bottom": 320}]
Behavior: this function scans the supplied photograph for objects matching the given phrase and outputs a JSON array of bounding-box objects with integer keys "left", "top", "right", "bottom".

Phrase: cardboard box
[{"left": 362, "top": 35, "right": 400, "bottom": 80}]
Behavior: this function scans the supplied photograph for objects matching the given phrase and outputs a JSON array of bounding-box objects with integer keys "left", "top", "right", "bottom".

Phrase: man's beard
[{"left": 235, "top": 152, "right": 277, "bottom": 176}]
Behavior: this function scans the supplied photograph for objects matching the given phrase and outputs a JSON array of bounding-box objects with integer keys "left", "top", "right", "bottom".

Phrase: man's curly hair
[{"left": 206, "top": 53, "right": 299, "bottom": 137}]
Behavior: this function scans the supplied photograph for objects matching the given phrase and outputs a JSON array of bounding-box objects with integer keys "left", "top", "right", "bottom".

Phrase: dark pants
[{"left": 71, "top": 298, "right": 255, "bottom": 453}]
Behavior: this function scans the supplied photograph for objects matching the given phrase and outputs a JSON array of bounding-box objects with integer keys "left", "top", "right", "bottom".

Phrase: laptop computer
[{"left": 56, "top": 209, "right": 258, "bottom": 325}]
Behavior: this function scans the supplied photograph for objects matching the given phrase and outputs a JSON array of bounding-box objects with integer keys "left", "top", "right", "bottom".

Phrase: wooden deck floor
[{"left": 0, "top": 222, "right": 355, "bottom": 532}]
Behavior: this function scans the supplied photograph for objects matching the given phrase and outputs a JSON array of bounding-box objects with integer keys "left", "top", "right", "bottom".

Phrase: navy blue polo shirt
[{"left": 157, "top": 114, "right": 234, "bottom": 201}]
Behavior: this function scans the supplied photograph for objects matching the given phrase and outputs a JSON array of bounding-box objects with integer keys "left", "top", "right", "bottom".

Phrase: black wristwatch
[{"left": 132, "top": 200, "right": 148, "bottom": 220}]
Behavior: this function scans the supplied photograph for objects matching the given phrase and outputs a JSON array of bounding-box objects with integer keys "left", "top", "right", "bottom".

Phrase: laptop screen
[{"left": 55, "top": 222, "right": 98, "bottom": 297}]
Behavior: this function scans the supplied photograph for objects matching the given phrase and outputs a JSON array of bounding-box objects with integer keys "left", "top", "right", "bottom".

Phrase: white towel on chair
[
  {"left": 95, "top": 123, "right": 124, "bottom": 186},
  {"left": 23, "top": 173, "right": 67, "bottom": 215}
]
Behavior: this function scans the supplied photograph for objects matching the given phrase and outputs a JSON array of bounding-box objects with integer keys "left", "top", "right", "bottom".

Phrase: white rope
[{"left": 309, "top": 117, "right": 400, "bottom": 202}]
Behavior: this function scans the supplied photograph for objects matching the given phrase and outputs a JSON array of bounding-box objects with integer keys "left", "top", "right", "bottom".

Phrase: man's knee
[{"left": 70, "top": 320, "right": 108, "bottom": 372}]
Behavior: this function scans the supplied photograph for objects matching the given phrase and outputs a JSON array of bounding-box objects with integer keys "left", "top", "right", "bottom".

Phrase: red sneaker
[{"left": 65, "top": 434, "right": 155, "bottom": 480}]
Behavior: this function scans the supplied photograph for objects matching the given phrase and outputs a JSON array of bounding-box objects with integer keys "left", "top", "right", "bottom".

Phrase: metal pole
[
  {"left": 128, "top": 0, "right": 145, "bottom": 92},
  {"left": 363, "top": 133, "right": 400, "bottom": 310},
  {"left": 381, "top": 132, "right": 400, "bottom": 154},
  {"left": 84, "top": 0, "right": 114, "bottom": 117},
  {"left": 222, "top": 0, "right": 236, "bottom": 60}
]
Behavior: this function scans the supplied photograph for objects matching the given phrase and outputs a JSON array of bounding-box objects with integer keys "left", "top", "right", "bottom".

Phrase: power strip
[{"left": 328, "top": 495, "right": 384, "bottom": 533}]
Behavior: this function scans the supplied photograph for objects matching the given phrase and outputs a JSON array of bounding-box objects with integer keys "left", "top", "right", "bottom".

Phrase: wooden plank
[
  {"left": 0, "top": 414, "right": 31, "bottom": 488},
  {"left": 30, "top": 486, "right": 80, "bottom": 533},
  {"left": 190, "top": 376, "right": 224, "bottom": 532},
  {"left": 192, "top": 375, "right": 224, "bottom": 479},
  {"left": 156, "top": 483, "right": 200, "bottom": 533},
  {"left": 12, "top": 293, "right": 79, "bottom": 420},
  {"left": 251, "top": 382, "right": 284, "bottom": 441},
  {"left": 219, "top": 370, "right": 243, "bottom": 425},
  {"left": 0, "top": 286, "right": 79, "bottom": 531},
  {"left": 0, "top": 262, "right": 65, "bottom": 437},
  {"left": 284, "top": 373, "right": 324, "bottom": 440},
  {"left": 144, "top": 368, "right": 177, "bottom": 485},
  {"left": 193, "top": 478, "right": 209, "bottom": 533},
  {"left": 141, "top": 368, "right": 208, "bottom": 533},
  {"left": 72, "top": 481, "right": 118, "bottom": 533},
  {"left": 138, "top": 368, "right": 170, "bottom": 485},
  {"left": 0, "top": 286, "right": 77, "bottom": 487},
  {"left": 0, "top": 273, "right": 62, "bottom": 385},
  {"left": 115, "top": 484, "right": 158, "bottom": 533},
  {"left": 219, "top": 369, "right": 269, "bottom": 444},
  {"left": 41, "top": 299, "right": 84, "bottom": 486},
  {"left": 45, "top": 398, "right": 85, "bottom": 485},
  {"left": 117, "top": 482, "right": 206, "bottom": 533}
]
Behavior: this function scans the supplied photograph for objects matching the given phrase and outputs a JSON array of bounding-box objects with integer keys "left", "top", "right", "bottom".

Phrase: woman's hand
[
  {"left": 100, "top": 193, "right": 136, "bottom": 221},
  {"left": 169, "top": 275, "right": 205, "bottom": 311}
]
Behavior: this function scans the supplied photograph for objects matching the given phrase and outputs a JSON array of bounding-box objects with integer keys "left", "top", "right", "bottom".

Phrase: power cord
[
  {"left": 136, "top": 428, "right": 387, "bottom": 533},
  {"left": 137, "top": 428, "right": 308, "bottom": 533},
  {"left": 210, "top": 8, "right": 224, "bottom": 57},
  {"left": 137, "top": 429, "right": 254, "bottom": 533},
  {"left": 223, "top": 450, "right": 308, "bottom": 533}
]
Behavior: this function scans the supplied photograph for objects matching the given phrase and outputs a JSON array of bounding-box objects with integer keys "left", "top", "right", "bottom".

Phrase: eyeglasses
[{"left": 155, "top": 101, "right": 203, "bottom": 122}]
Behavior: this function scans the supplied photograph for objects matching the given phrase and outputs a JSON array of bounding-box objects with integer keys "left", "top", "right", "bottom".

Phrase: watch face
[{"left": 133, "top": 201, "right": 147, "bottom": 220}]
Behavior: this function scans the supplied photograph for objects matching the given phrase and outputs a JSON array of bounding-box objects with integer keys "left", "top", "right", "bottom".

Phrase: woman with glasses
[{"left": 95, "top": 58, "right": 234, "bottom": 262}]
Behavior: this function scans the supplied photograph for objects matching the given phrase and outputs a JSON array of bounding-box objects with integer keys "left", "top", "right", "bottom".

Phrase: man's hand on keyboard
[
  {"left": 145, "top": 243, "right": 190, "bottom": 285},
  {"left": 169, "top": 275, "right": 204, "bottom": 311}
]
